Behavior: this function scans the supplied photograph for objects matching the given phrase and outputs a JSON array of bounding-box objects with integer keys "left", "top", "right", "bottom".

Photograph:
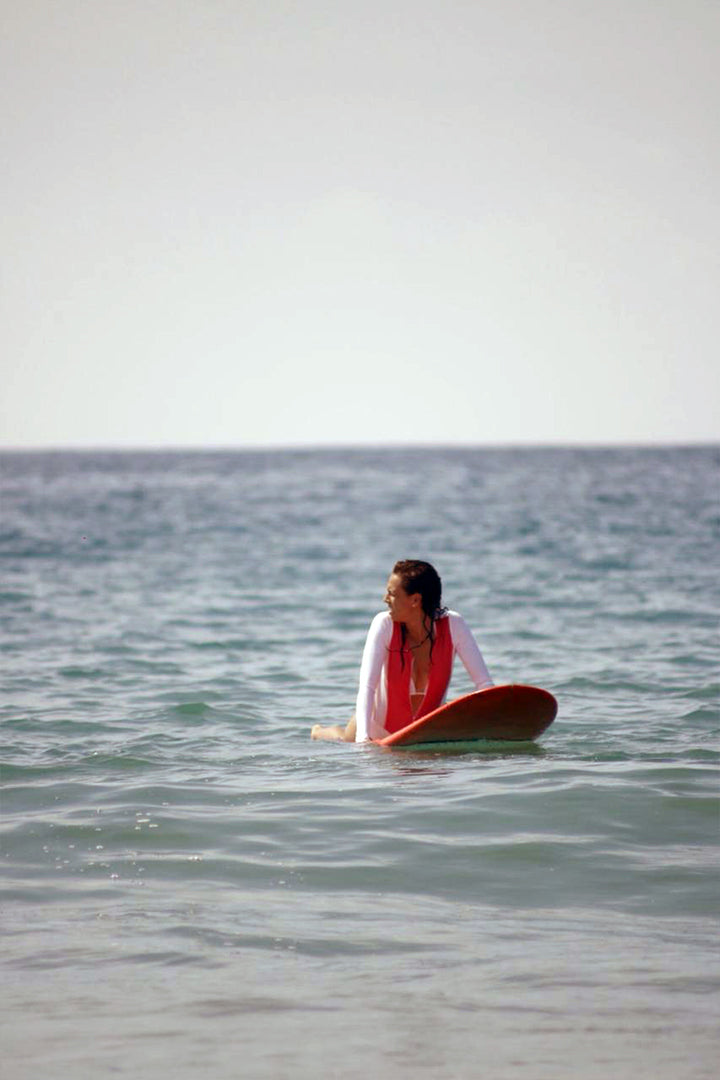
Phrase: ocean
[{"left": 1, "top": 446, "right": 718, "bottom": 1079}]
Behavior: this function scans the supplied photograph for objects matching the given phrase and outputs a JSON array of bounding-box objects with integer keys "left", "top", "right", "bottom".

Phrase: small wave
[
  {"left": 172, "top": 701, "right": 218, "bottom": 717},
  {"left": 684, "top": 683, "right": 720, "bottom": 701},
  {"left": 190, "top": 638, "right": 263, "bottom": 652},
  {"left": 595, "top": 492, "right": 638, "bottom": 507},
  {"left": 680, "top": 706, "right": 719, "bottom": 725},
  {"left": 8, "top": 947, "right": 210, "bottom": 971},
  {"left": 0, "top": 590, "right": 32, "bottom": 604},
  {"left": 126, "top": 659, "right": 185, "bottom": 674},
  {"left": 166, "top": 922, "right": 443, "bottom": 959},
  {"left": 620, "top": 608, "right": 710, "bottom": 624},
  {"left": 668, "top": 653, "right": 719, "bottom": 668},
  {"left": 579, "top": 556, "right": 636, "bottom": 571},
  {"left": 58, "top": 666, "right": 109, "bottom": 679},
  {"left": 556, "top": 675, "right": 658, "bottom": 694},
  {"left": 0, "top": 716, "right": 116, "bottom": 735},
  {"left": 387, "top": 740, "right": 546, "bottom": 757},
  {"left": 78, "top": 752, "right": 157, "bottom": 772}
]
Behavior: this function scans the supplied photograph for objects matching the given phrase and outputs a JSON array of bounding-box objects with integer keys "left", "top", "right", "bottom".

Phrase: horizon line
[{"left": 1, "top": 439, "right": 718, "bottom": 453}]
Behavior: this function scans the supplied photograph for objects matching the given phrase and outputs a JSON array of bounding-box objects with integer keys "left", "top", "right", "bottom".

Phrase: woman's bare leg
[{"left": 311, "top": 715, "right": 357, "bottom": 742}]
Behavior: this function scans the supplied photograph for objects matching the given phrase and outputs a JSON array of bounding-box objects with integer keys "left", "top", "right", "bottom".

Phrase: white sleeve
[
  {"left": 448, "top": 612, "right": 494, "bottom": 690},
  {"left": 354, "top": 612, "right": 391, "bottom": 743}
]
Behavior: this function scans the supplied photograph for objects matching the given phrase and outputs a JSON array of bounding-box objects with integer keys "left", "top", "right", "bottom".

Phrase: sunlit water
[{"left": 1, "top": 447, "right": 718, "bottom": 1079}]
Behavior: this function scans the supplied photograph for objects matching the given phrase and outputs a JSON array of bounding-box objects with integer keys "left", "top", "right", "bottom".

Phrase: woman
[{"left": 311, "top": 559, "right": 493, "bottom": 743}]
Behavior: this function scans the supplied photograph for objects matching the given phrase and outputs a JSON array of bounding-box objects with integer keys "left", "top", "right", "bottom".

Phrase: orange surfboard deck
[{"left": 376, "top": 685, "right": 557, "bottom": 748}]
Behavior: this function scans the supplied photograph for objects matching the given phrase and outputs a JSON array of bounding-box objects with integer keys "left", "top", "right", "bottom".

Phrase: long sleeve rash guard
[{"left": 354, "top": 610, "right": 494, "bottom": 743}]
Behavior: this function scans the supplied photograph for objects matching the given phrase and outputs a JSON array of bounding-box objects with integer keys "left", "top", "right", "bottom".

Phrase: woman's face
[{"left": 384, "top": 573, "right": 420, "bottom": 623}]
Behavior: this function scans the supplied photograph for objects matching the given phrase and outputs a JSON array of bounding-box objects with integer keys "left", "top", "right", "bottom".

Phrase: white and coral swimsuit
[{"left": 354, "top": 610, "right": 493, "bottom": 743}]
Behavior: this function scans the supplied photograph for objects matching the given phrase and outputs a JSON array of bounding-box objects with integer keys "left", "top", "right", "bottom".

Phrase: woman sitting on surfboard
[{"left": 311, "top": 560, "right": 493, "bottom": 743}]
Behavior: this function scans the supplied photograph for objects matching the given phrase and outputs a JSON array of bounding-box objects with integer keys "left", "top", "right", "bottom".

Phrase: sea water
[{"left": 1, "top": 446, "right": 718, "bottom": 1079}]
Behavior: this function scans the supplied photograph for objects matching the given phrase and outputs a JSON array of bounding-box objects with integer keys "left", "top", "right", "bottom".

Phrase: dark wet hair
[
  {"left": 392, "top": 559, "right": 447, "bottom": 664},
  {"left": 392, "top": 560, "right": 446, "bottom": 620}
]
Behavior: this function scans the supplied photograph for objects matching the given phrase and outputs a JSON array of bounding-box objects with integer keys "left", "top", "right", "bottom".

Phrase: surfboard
[{"left": 376, "top": 684, "right": 557, "bottom": 748}]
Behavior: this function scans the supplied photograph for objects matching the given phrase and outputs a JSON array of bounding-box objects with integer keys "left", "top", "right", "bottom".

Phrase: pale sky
[{"left": 2, "top": 0, "right": 718, "bottom": 447}]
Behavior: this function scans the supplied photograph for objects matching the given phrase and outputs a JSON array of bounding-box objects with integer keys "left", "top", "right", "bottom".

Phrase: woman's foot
[{"left": 311, "top": 723, "right": 345, "bottom": 741}]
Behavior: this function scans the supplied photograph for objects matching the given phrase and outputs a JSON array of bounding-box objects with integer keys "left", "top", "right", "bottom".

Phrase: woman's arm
[
  {"left": 448, "top": 612, "right": 494, "bottom": 690},
  {"left": 354, "top": 612, "right": 392, "bottom": 742}
]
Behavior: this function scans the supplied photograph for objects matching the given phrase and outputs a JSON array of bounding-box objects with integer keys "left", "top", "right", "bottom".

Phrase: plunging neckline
[
  {"left": 409, "top": 643, "right": 430, "bottom": 716},
  {"left": 409, "top": 672, "right": 428, "bottom": 718}
]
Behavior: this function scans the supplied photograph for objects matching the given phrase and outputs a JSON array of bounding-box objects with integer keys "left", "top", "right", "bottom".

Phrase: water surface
[{"left": 1, "top": 447, "right": 718, "bottom": 1078}]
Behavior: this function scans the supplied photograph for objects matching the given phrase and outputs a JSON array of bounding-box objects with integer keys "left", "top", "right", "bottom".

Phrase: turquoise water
[{"left": 1, "top": 446, "right": 718, "bottom": 1079}]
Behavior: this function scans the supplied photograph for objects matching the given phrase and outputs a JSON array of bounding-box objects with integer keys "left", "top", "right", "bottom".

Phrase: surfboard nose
[{"left": 378, "top": 684, "right": 557, "bottom": 746}]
